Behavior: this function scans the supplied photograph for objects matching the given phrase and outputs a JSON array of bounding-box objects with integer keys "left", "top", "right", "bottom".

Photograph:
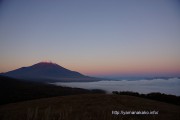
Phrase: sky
[{"left": 0, "top": 0, "right": 180, "bottom": 77}]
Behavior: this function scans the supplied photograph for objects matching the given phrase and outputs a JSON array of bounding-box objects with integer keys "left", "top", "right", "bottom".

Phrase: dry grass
[{"left": 0, "top": 94, "right": 180, "bottom": 120}]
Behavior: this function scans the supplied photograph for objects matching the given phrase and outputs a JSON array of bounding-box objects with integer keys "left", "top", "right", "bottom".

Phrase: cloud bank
[{"left": 54, "top": 78, "right": 180, "bottom": 96}]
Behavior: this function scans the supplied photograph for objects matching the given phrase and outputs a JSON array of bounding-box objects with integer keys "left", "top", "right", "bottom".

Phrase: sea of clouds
[{"left": 53, "top": 78, "right": 180, "bottom": 96}]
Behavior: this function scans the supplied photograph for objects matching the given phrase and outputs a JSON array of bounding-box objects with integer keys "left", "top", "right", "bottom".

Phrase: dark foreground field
[{"left": 0, "top": 94, "right": 179, "bottom": 120}]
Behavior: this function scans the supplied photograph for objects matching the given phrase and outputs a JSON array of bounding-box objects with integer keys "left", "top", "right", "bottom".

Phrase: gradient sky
[{"left": 0, "top": 0, "right": 180, "bottom": 77}]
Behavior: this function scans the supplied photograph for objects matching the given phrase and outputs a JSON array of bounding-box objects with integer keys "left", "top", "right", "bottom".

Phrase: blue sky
[{"left": 0, "top": 0, "right": 180, "bottom": 77}]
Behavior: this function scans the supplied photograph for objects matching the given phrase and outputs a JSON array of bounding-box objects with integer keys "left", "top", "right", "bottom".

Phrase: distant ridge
[{"left": 1, "top": 62, "right": 99, "bottom": 82}]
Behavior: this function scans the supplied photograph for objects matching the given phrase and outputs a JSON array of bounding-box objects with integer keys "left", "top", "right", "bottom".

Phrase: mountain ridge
[{"left": 1, "top": 62, "right": 98, "bottom": 82}]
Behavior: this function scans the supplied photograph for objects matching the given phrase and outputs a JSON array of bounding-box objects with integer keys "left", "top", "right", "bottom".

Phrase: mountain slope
[
  {"left": 1, "top": 62, "right": 98, "bottom": 82},
  {"left": 0, "top": 94, "right": 179, "bottom": 120},
  {"left": 0, "top": 75, "right": 105, "bottom": 105}
]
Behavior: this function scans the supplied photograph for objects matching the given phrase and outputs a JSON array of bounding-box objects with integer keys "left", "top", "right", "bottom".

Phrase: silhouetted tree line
[
  {"left": 0, "top": 75, "right": 105, "bottom": 105},
  {"left": 112, "top": 91, "right": 180, "bottom": 105}
]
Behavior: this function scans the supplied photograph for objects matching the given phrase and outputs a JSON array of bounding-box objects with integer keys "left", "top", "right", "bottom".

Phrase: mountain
[{"left": 1, "top": 62, "right": 99, "bottom": 82}]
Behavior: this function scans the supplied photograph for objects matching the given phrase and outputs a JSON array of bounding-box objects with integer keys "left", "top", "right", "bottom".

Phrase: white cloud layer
[{"left": 54, "top": 78, "right": 180, "bottom": 96}]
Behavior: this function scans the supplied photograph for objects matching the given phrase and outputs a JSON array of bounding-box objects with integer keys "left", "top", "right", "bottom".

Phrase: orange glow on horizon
[
  {"left": 70, "top": 64, "right": 180, "bottom": 77},
  {"left": 69, "top": 61, "right": 180, "bottom": 77},
  {"left": 0, "top": 60, "right": 180, "bottom": 77}
]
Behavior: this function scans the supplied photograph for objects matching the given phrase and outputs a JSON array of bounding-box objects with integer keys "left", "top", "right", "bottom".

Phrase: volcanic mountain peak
[
  {"left": 1, "top": 62, "right": 93, "bottom": 81},
  {"left": 33, "top": 61, "right": 60, "bottom": 66},
  {"left": 30, "top": 62, "right": 66, "bottom": 69}
]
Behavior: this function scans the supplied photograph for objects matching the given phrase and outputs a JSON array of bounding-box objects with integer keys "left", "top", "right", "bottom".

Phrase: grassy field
[{"left": 0, "top": 94, "right": 179, "bottom": 120}]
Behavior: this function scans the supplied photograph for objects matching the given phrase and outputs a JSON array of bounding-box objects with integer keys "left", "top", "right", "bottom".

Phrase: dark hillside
[
  {"left": 112, "top": 91, "right": 180, "bottom": 105},
  {"left": 0, "top": 75, "right": 105, "bottom": 105}
]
